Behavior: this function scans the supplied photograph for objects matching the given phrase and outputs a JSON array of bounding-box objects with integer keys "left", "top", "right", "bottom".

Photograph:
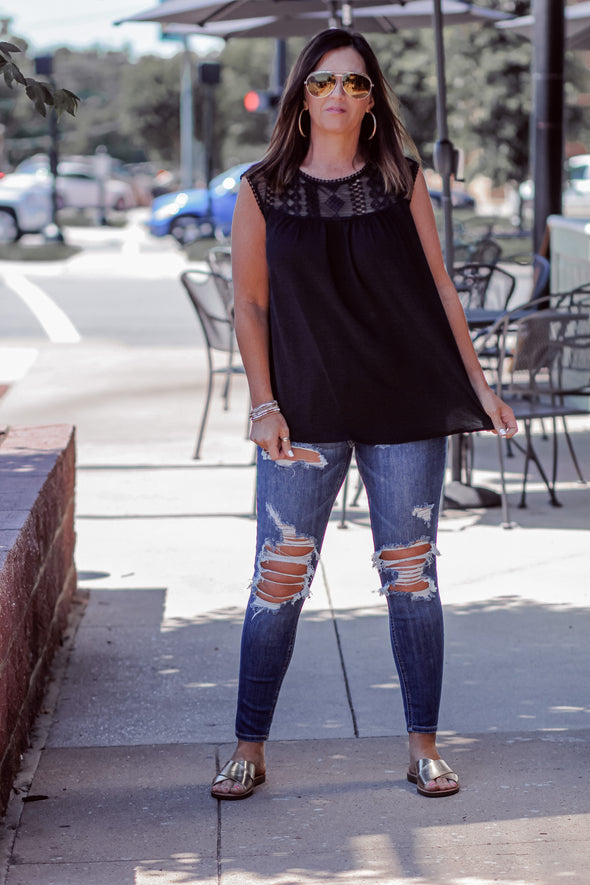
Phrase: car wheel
[
  {"left": 113, "top": 196, "right": 126, "bottom": 211},
  {"left": 170, "top": 215, "right": 214, "bottom": 245},
  {"left": 0, "top": 209, "right": 20, "bottom": 243}
]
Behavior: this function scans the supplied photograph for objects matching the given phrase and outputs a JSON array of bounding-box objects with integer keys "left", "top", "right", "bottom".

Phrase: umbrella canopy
[
  {"left": 168, "top": 2, "right": 511, "bottom": 39},
  {"left": 117, "top": 0, "right": 510, "bottom": 33},
  {"left": 497, "top": 0, "right": 590, "bottom": 50}
]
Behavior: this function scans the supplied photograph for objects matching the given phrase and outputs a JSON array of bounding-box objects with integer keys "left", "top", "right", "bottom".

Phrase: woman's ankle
[
  {"left": 408, "top": 732, "right": 439, "bottom": 763},
  {"left": 234, "top": 740, "right": 266, "bottom": 769}
]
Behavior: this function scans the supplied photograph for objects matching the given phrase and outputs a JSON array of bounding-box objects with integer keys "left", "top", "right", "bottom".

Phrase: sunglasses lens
[
  {"left": 306, "top": 72, "right": 336, "bottom": 97},
  {"left": 342, "top": 73, "right": 372, "bottom": 99}
]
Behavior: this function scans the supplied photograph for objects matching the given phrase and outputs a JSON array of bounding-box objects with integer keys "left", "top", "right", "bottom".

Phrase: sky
[{"left": 1, "top": 0, "right": 222, "bottom": 59}]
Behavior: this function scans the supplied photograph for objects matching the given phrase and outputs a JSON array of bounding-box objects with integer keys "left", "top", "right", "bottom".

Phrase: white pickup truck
[{"left": 0, "top": 173, "right": 52, "bottom": 242}]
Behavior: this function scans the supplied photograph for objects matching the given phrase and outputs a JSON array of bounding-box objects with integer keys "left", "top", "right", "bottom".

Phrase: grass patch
[
  {"left": 183, "top": 237, "right": 223, "bottom": 262},
  {"left": 57, "top": 208, "right": 128, "bottom": 228},
  {"left": 0, "top": 242, "right": 81, "bottom": 261}
]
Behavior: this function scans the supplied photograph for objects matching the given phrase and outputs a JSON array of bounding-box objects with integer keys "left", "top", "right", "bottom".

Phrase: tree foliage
[{"left": 0, "top": 40, "right": 79, "bottom": 119}]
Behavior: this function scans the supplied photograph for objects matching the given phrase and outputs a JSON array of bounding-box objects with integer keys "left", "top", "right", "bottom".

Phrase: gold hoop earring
[
  {"left": 366, "top": 111, "right": 377, "bottom": 140},
  {"left": 298, "top": 107, "right": 309, "bottom": 138}
]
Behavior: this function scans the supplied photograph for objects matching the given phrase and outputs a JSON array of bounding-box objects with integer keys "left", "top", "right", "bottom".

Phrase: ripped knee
[
  {"left": 372, "top": 540, "right": 439, "bottom": 599},
  {"left": 251, "top": 505, "right": 318, "bottom": 611},
  {"left": 255, "top": 538, "right": 315, "bottom": 604}
]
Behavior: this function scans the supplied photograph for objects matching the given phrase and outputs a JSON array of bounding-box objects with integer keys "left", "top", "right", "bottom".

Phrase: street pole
[
  {"left": 34, "top": 54, "right": 64, "bottom": 242},
  {"left": 180, "top": 36, "right": 194, "bottom": 190},
  {"left": 532, "top": 0, "right": 565, "bottom": 255},
  {"left": 47, "top": 105, "right": 64, "bottom": 241},
  {"left": 432, "top": 0, "right": 455, "bottom": 275}
]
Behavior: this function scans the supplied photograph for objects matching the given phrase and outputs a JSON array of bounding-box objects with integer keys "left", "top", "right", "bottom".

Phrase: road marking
[{"left": 3, "top": 272, "right": 81, "bottom": 343}]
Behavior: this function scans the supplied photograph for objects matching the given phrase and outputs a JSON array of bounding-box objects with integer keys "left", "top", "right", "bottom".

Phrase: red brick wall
[{"left": 0, "top": 425, "right": 76, "bottom": 813}]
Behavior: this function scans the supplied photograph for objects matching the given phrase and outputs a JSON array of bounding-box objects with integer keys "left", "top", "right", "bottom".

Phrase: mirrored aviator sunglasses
[{"left": 305, "top": 71, "right": 373, "bottom": 100}]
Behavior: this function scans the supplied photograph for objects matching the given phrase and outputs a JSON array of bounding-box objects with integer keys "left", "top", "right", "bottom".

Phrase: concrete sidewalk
[{"left": 0, "top": 338, "right": 589, "bottom": 884}]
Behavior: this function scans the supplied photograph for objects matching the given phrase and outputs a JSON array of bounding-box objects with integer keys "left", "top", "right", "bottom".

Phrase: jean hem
[
  {"left": 235, "top": 732, "right": 269, "bottom": 742},
  {"left": 407, "top": 726, "right": 439, "bottom": 734}
]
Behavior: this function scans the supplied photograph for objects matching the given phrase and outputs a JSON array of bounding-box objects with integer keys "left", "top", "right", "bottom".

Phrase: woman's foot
[
  {"left": 211, "top": 741, "right": 266, "bottom": 799},
  {"left": 408, "top": 733, "right": 459, "bottom": 796}
]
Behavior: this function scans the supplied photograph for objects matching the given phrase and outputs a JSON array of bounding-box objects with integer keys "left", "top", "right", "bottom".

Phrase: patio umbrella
[
  {"left": 154, "top": 2, "right": 509, "bottom": 38},
  {"left": 118, "top": 0, "right": 508, "bottom": 34},
  {"left": 497, "top": 0, "right": 590, "bottom": 50}
]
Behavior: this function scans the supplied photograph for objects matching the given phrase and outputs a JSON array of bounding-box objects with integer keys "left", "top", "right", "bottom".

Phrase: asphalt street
[{"left": 0, "top": 213, "right": 197, "bottom": 348}]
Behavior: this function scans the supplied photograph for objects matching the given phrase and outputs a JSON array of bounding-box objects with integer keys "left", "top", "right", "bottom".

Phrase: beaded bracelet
[{"left": 250, "top": 400, "right": 281, "bottom": 422}]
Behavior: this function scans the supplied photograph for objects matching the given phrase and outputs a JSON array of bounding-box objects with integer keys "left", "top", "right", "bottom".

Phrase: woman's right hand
[{"left": 250, "top": 411, "right": 294, "bottom": 461}]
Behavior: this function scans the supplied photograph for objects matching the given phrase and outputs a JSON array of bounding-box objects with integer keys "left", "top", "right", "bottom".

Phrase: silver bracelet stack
[{"left": 250, "top": 400, "right": 281, "bottom": 422}]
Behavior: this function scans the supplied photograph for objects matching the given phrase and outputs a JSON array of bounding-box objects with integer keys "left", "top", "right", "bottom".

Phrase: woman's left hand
[{"left": 478, "top": 388, "right": 518, "bottom": 439}]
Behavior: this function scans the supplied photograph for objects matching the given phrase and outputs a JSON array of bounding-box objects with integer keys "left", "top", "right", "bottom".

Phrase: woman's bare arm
[{"left": 232, "top": 180, "right": 293, "bottom": 458}]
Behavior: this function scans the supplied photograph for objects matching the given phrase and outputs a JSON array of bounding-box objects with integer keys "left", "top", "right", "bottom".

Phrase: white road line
[{"left": 3, "top": 272, "right": 81, "bottom": 344}]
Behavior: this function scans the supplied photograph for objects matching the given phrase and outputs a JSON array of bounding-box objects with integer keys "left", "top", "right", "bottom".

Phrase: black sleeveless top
[{"left": 245, "top": 160, "right": 493, "bottom": 444}]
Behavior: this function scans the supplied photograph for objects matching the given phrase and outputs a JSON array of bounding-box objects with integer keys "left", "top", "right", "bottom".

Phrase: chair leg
[
  {"left": 339, "top": 468, "right": 351, "bottom": 529},
  {"left": 351, "top": 472, "right": 364, "bottom": 507},
  {"left": 518, "top": 422, "right": 533, "bottom": 509},
  {"left": 194, "top": 350, "right": 214, "bottom": 460},
  {"left": 498, "top": 435, "right": 515, "bottom": 528},
  {"left": 562, "top": 417, "right": 586, "bottom": 484},
  {"left": 515, "top": 420, "right": 561, "bottom": 509},
  {"left": 222, "top": 351, "right": 233, "bottom": 410}
]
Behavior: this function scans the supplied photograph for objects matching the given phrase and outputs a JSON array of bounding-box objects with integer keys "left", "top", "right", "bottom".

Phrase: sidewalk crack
[{"left": 319, "top": 560, "right": 359, "bottom": 738}]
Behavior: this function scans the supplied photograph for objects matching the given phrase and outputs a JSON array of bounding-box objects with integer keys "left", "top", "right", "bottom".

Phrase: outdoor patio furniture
[
  {"left": 454, "top": 237, "right": 502, "bottom": 266},
  {"left": 476, "top": 297, "right": 590, "bottom": 526},
  {"left": 453, "top": 262, "right": 517, "bottom": 310},
  {"left": 180, "top": 268, "right": 245, "bottom": 459}
]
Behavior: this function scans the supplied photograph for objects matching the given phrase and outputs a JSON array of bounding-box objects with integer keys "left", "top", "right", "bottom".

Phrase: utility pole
[
  {"left": 34, "top": 54, "right": 64, "bottom": 243},
  {"left": 532, "top": 0, "right": 565, "bottom": 255},
  {"left": 180, "top": 36, "right": 194, "bottom": 190}
]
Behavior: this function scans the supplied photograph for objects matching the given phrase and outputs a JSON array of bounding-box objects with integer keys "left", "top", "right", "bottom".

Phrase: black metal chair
[
  {"left": 476, "top": 297, "right": 590, "bottom": 526},
  {"left": 453, "top": 263, "right": 517, "bottom": 310},
  {"left": 207, "top": 245, "right": 233, "bottom": 296},
  {"left": 180, "top": 268, "right": 245, "bottom": 459}
]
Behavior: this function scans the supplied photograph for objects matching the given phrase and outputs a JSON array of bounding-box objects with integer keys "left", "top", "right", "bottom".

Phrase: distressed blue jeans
[{"left": 235, "top": 437, "right": 447, "bottom": 741}]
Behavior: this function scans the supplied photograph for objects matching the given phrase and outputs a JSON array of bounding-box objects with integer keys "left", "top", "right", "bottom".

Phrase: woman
[{"left": 211, "top": 29, "right": 517, "bottom": 801}]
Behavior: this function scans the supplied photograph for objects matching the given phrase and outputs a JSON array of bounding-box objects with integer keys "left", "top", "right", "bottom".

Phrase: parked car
[
  {"left": 16, "top": 155, "right": 136, "bottom": 211},
  {"left": 0, "top": 173, "right": 52, "bottom": 242},
  {"left": 428, "top": 189, "right": 476, "bottom": 210},
  {"left": 148, "top": 162, "right": 477, "bottom": 246},
  {"left": 519, "top": 154, "right": 590, "bottom": 221},
  {"left": 147, "top": 163, "right": 252, "bottom": 244}
]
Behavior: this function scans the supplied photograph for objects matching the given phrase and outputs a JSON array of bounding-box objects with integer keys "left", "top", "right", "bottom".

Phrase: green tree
[
  {"left": 215, "top": 39, "right": 279, "bottom": 166},
  {"left": 119, "top": 53, "right": 184, "bottom": 165},
  {"left": 0, "top": 38, "right": 78, "bottom": 118}
]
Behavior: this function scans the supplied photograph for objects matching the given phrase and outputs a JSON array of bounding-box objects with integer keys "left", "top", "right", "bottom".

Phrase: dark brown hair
[{"left": 251, "top": 29, "right": 419, "bottom": 196}]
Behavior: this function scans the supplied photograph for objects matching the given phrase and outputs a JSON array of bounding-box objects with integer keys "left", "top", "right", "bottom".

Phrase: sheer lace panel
[{"left": 247, "top": 161, "right": 416, "bottom": 220}]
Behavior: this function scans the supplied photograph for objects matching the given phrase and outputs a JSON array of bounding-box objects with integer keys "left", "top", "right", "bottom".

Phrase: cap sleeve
[
  {"left": 405, "top": 157, "right": 420, "bottom": 199},
  {"left": 243, "top": 170, "right": 268, "bottom": 219}
]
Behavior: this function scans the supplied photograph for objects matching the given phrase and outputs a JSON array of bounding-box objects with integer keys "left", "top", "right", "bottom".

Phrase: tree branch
[{"left": 0, "top": 41, "right": 79, "bottom": 118}]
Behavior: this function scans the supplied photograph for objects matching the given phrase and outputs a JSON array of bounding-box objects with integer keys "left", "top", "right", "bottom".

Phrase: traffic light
[{"left": 244, "top": 90, "right": 280, "bottom": 113}]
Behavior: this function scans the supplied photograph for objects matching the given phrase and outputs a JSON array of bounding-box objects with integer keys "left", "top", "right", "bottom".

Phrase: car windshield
[
  {"left": 569, "top": 165, "right": 588, "bottom": 181},
  {"left": 209, "top": 163, "right": 251, "bottom": 195}
]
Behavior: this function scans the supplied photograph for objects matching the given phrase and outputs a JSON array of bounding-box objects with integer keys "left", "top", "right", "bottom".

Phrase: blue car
[{"left": 147, "top": 162, "right": 252, "bottom": 244}]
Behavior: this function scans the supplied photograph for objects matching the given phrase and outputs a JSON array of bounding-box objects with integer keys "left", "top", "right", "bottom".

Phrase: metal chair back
[
  {"left": 453, "top": 263, "right": 516, "bottom": 310},
  {"left": 180, "top": 268, "right": 244, "bottom": 458},
  {"left": 477, "top": 297, "right": 590, "bottom": 525}
]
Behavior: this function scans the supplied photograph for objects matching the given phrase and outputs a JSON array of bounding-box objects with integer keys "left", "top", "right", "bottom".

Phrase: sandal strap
[
  {"left": 212, "top": 759, "right": 256, "bottom": 790},
  {"left": 416, "top": 758, "right": 459, "bottom": 786}
]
